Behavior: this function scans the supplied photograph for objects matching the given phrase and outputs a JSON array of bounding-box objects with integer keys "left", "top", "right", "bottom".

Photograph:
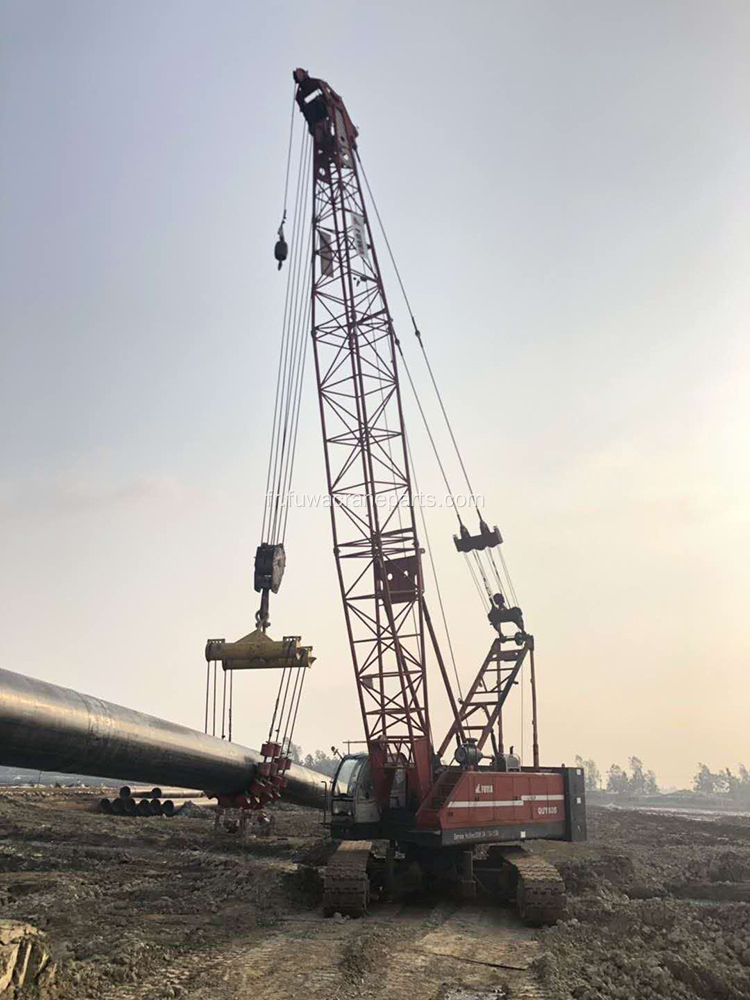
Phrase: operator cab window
[{"left": 333, "top": 755, "right": 364, "bottom": 797}]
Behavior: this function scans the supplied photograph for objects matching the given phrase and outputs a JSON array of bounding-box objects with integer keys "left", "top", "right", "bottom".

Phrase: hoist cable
[
  {"left": 358, "top": 156, "right": 461, "bottom": 523},
  {"left": 278, "top": 202, "right": 313, "bottom": 544},
  {"left": 262, "top": 128, "right": 309, "bottom": 541},
  {"left": 358, "top": 157, "right": 477, "bottom": 500},
  {"left": 265, "top": 128, "right": 307, "bottom": 540},
  {"left": 279, "top": 294, "right": 311, "bottom": 544},
  {"left": 221, "top": 668, "right": 227, "bottom": 740},
  {"left": 268, "top": 667, "right": 288, "bottom": 743},
  {"left": 489, "top": 546, "right": 518, "bottom": 606},
  {"left": 277, "top": 138, "right": 311, "bottom": 446},
  {"left": 228, "top": 669, "right": 233, "bottom": 742},
  {"left": 204, "top": 661, "right": 211, "bottom": 733},
  {"left": 275, "top": 138, "right": 312, "bottom": 520},
  {"left": 357, "top": 156, "right": 418, "bottom": 329},
  {"left": 415, "top": 338, "right": 477, "bottom": 499},
  {"left": 268, "top": 133, "right": 310, "bottom": 542},
  {"left": 273, "top": 665, "right": 294, "bottom": 745},
  {"left": 521, "top": 659, "right": 525, "bottom": 764},
  {"left": 464, "top": 553, "right": 489, "bottom": 609},
  {"left": 487, "top": 549, "right": 510, "bottom": 600},
  {"left": 280, "top": 93, "right": 296, "bottom": 221},
  {"left": 395, "top": 343, "right": 462, "bottom": 527},
  {"left": 358, "top": 155, "right": 526, "bottom": 612},
  {"left": 287, "top": 667, "right": 307, "bottom": 752},
  {"left": 406, "top": 435, "right": 463, "bottom": 700},
  {"left": 483, "top": 541, "right": 520, "bottom": 607},
  {"left": 266, "top": 132, "right": 312, "bottom": 544},
  {"left": 280, "top": 666, "right": 303, "bottom": 753},
  {"left": 471, "top": 549, "right": 494, "bottom": 601},
  {"left": 498, "top": 547, "right": 519, "bottom": 607}
]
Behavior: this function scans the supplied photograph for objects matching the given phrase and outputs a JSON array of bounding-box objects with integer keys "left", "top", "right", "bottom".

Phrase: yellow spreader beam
[{"left": 205, "top": 628, "right": 314, "bottom": 670}]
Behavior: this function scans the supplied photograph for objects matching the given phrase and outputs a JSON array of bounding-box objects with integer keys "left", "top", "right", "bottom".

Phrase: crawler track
[
  {"left": 323, "top": 840, "right": 373, "bottom": 917},
  {"left": 502, "top": 848, "right": 567, "bottom": 926}
]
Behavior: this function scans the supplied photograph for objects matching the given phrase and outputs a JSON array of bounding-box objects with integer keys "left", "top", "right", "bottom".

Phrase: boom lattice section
[{"left": 306, "top": 83, "right": 432, "bottom": 792}]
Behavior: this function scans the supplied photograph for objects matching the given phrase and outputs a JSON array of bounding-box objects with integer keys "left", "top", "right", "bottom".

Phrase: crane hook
[{"left": 274, "top": 214, "right": 288, "bottom": 271}]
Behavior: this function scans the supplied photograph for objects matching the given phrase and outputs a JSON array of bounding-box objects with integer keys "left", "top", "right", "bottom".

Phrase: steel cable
[
  {"left": 406, "top": 436, "right": 463, "bottom": 700},
  {"left": 267, "top": 132, "right": 311, "bottom": 544},
  {"left": 358, "top": 155, "right": 524, "bottom": 610},
  {"left": 262, "top": 128, "right": 309, "bottom": 541}
]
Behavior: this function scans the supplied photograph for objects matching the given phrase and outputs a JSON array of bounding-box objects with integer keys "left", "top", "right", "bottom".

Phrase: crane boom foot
[{"left": 323, "top": 841, "right": 373, "bottom": 918}]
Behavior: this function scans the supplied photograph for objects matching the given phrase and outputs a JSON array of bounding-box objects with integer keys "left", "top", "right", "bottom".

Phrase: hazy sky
[{"left": 1, "top": 2, "right": 748, "bottom": 789}]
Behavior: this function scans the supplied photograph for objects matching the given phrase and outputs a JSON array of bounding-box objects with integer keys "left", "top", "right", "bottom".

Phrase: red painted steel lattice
[{"left": 302, "top": 77, "right": 432, "bottom": 794}]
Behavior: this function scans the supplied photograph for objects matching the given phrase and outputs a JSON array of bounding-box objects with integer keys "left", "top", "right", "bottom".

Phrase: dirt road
[
  {"left": 0, "top": 789, "right": 542, "bottom": 999},
  {"left": 101, "top": 901, "right": 546, "bottom": 1000},
  {"left": 2, "top": 789, "right": 750, "bottom": 999}
]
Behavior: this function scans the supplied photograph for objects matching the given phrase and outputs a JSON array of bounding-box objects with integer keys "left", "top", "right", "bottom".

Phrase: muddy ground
[{"left": 1, "top": 790, "right": 750, "bottom": 1000}]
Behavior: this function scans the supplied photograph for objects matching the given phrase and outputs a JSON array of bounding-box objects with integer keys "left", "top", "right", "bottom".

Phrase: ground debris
[
  {"left": 439, "top": 989, "right": 507, "bottom": 999},
  {"left": 532, "top": 807, "right": 750, "bottom": 1000},
  {"left": 0, "top": 919, "right": 53, "bottom": 995},
  {"left": 2, "top": 789, "right": 750, "bottom": 998},
  {"left": 339, "top": 926, "right": 389, "bottom": 983}
]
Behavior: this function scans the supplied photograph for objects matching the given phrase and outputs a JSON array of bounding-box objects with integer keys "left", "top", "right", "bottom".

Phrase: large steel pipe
[{"left": 0, "top": 667, "right": 325, "bottom": 808}]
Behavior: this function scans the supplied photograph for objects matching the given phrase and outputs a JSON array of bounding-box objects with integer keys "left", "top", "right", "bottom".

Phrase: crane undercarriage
[
  {"left": 323, "top": 841, "right": 567, "bottom": 926},
  {"left": 322, "top": 753, "right": 585, "bottom": 925}
]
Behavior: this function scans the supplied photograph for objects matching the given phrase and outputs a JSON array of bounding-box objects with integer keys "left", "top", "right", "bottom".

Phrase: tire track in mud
[
  {"left": 376, "top": 902, "right": 548, "bottom": 1000},
  {"left": 102, "top": 900, "right": 548, "bottom": 1000}
]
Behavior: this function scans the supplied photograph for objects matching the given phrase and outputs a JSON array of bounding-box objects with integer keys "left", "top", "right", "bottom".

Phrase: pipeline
[{"left": 0, "top": 667, "right": 326, "bottom": 809}]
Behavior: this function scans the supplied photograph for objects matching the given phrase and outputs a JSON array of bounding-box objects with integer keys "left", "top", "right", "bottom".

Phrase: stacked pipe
[{"left": 98, "top": 787, "right": 177, "bottom": 818}]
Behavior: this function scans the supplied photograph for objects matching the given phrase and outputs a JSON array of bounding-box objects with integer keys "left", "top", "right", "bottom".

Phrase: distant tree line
[
  {"left": 693, "top": 763, "right": 750, "bottom": 801},
  {"left": 574, "top": 756, "right": 602, "bottom": 791},
  {"left": 606, "top": 757, "right": 658, "bottom": 796},
  {"left": 302, "top": 749, "right": 339, "bottom": 777},
  {"left": 285, "top": 743, "right": 339, "bottom": 777},
  {"left": 574, "top": 757, "right": 750, "bottom": 799},
  {"left": 575, "top": 755, "right": 658, "bottom": 796}
]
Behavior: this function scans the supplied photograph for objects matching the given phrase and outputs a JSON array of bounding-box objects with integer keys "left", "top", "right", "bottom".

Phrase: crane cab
[{"left": 328, "top": 753, "right": 381, "bottom": 832}]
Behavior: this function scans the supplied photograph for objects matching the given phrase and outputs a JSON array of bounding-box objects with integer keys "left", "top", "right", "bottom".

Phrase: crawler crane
[
  {"left": 279, "top": 68, "right": 586, "bottom": 925},
  {"left": 0, "top": 66, "right": 587, "bottom": 925}
]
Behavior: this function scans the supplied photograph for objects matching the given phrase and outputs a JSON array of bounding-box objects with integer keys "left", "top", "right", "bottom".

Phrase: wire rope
[
  {"left": 267, "top": 132, "right": 312, "bottom": 544},
  {"left": 396, "top": 344, "right": 462, "bottom": 527},
  {"left": 406, "top": 435, "right": 463, "bottom": 700},
  {"left": 358, "top": 155, "right": 526, "bottom": 611},
  {"left": 280, "top": 93, "right": 296, "bottom": 220},
  {"left": 262, "top": 128, "right": 310, "bottom": 541}
]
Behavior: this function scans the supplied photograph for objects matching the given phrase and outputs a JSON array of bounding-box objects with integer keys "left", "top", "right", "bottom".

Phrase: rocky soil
[
  {"left": 533, "top": 807, "right": 750, "bottom": 999},
  {"left": 1, "top": 789, "right": 749, "bottom": 998}
]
